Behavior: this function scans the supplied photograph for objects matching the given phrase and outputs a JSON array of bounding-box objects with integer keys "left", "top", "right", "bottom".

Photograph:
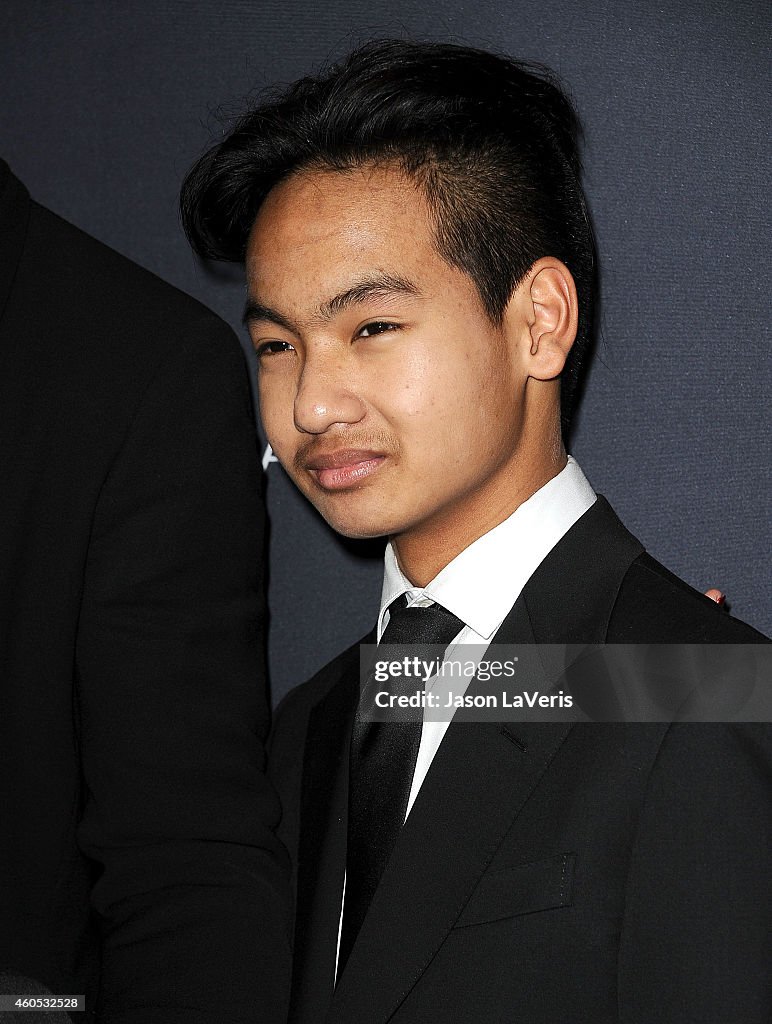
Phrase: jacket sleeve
[
  {"left": 618, "top": 722, "right": 772, "bottom": 1023},
  {"left": 74, "top": 316, "right": 291, "bottom": 1024}
]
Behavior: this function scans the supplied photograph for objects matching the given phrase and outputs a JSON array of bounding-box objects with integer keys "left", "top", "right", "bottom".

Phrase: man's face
[{"left": 245, "top": 164, "right": 532, "bottom": 549}]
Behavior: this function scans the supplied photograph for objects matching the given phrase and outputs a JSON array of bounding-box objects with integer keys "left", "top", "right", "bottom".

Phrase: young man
[{"left": 181, "top": 41, "right": 769, "bottom": 1024}]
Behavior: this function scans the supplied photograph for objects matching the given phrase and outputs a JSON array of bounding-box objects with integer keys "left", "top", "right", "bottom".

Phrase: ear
[{"left": 506, "top": 257, "right": 578, "bottom": 380}]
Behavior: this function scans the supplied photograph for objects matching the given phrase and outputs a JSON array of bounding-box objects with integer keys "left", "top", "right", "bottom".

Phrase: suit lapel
[
  {"left": 322, "top": 498, "right": 646, "bottom": 1023},
  {"left": 518, "top": 495, "right": 644, "bottom": 644},
  {"left": 329, "top": 597, "right": 575, "bottom": 1023}
]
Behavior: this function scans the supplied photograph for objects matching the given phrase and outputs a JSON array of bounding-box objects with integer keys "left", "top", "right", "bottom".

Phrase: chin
[
  {"left": 300, "top": 478, "right": 421, "bottom": 539},
  {"left": 315, "top": 501, "right": 405, "bottom": 541},
  {"left": 320, "top": 514, "right": 390, "bottom": 540}
]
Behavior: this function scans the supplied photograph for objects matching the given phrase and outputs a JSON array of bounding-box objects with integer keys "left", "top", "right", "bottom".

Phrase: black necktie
[{"left": 338, "top": 595, "right": 464, "bottom": 975}]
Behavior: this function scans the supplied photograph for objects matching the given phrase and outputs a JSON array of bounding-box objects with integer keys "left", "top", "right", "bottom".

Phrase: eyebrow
[
  {"left": 242, "top": 272, "right": 420, "bottom": 332},
  {"left": 241, "top": 300, "right": 297, "bottom": 333}
]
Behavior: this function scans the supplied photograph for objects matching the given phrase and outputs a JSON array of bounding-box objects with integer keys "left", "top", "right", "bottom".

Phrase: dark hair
[{"left": 181, "top": 39, "right": 596, "bottom": 433}]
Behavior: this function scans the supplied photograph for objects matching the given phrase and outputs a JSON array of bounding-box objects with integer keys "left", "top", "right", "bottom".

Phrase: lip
[{"left": 305, "top": 449, "right": 387, "bottom": 491}]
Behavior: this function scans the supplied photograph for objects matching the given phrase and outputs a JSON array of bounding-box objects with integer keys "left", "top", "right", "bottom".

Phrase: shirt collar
[{"left": 378, "top": 456, "right": 597, "bottom": 641}]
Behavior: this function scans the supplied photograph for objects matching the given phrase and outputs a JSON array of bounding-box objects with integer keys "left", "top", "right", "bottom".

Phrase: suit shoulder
[
  {"left": 27, "top": 199, "right": 226, "bottom": 334},
  {"left": 15, "top": 200, "right": 244, "bottom": 394},
  {"left": 610, "top": 553, "right": 768, "bottom": 642}
]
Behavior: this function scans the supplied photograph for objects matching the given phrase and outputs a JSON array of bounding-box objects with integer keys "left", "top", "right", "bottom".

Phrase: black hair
[{"left": 181, "top": 39, "right": 597, "bottom": 433}]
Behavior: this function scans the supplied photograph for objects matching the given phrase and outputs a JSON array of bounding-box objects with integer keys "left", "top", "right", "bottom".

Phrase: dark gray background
[{"left": 2, "top": 1, "right": 769, "bottom": 702}]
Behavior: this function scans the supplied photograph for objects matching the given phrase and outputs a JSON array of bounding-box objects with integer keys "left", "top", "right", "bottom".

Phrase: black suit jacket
[
  {"left": 0, "top": 161, "right": 290, "bottom": 1023},
  {"left": 269, "top": 496, "right": 770, "bottom": 1024}
]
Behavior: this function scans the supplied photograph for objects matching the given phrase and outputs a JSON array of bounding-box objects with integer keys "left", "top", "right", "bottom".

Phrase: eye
[
  {"left": 357, "top": 321, "right": 400, "bottom": 338},
  {"left": 256, "top": 340, "right": 295, "bottom": 358}
]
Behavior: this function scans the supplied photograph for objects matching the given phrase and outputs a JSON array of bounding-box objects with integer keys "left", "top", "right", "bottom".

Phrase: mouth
[{"left": 305, "top": 448, "right": 387, "bottom": 491}]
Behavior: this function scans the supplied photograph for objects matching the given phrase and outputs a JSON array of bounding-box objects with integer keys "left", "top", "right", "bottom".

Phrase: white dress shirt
[{"left": 378, "top": 455, "right": 597, "bottom": 817}]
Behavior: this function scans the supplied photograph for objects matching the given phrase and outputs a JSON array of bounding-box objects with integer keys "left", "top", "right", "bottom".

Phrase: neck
[{"left": 393, "top": 438, "right": 567, "bottom": 588}]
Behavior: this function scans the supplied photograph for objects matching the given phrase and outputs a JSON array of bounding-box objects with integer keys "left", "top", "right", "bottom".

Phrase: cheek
[
  {"left": 382, "top": 368, "right": 450, "bottom": 439},
  {"left": 406, "top": 350, "right": 519, "bottom": 466},
  {"left": 390, "top": 342, "right": 457, "bottom": 410},
  {"left": 405, "top": 345, "right": 501, "bottom": 417},
  {"left": 379, "top": 341, "right": 499, "bottom": 452},
  {"left": 257, "top": 375, "right": 296, "bottom": 450}
]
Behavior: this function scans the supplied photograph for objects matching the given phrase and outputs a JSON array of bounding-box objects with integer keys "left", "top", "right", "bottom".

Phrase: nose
[{"left": 293, "top": 347, "right": 366, "bottom": 434}]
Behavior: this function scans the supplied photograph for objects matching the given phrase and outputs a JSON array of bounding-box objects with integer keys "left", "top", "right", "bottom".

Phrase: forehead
[
  {"left": 246, "top": 165, "right": 435, "bottom": 287},
  {"left": 252, "top": 162, "right": 426, "bottom": 237}
]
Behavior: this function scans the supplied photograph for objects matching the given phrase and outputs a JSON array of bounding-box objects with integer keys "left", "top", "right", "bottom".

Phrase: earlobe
[{"left": 522, "top": 258, "right": 578, "bottom": 380}]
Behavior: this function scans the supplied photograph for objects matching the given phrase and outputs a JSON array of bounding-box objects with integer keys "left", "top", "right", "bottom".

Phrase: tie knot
[{"left": 380, "top": 595, "right": 464, "bottom": 649}]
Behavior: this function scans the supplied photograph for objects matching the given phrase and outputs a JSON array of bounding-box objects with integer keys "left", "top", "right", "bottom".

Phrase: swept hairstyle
[{"left": 181, "top": 39, "right": 597, "bottom": 433}]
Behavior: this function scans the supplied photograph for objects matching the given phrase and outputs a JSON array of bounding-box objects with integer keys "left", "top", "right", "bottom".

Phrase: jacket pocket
[{"left": 453, "top": 852, "right": 575, "bottom": 928}]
